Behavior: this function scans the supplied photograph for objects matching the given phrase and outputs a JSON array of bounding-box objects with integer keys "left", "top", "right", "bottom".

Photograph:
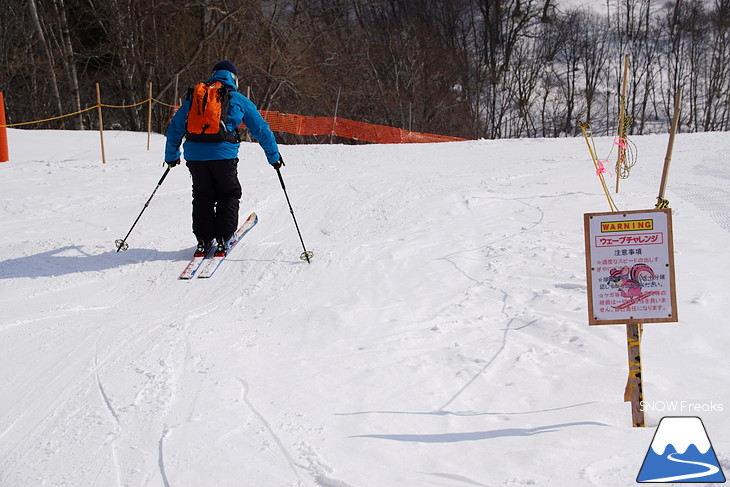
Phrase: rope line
[
  {"left": 614, "top": 96, "right": 638, "bottom": 180},
  {"left": 0, "top": 97, "right": 177, "bottom": 128},
  {"left": 0, "top": 97, "right": 462, "bottom": 144},
  {"left": 1, "top": 105, "right": 99, "bottom": 127},
  {"left": 99, "top": 100, "right": 149, "bottom": 109},
  {"left": 151, "top": 98, "right": 180, "bottom": 109}
]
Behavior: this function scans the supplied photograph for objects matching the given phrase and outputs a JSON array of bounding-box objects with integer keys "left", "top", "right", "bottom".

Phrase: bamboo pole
[
  {"left": 616, "top": 55, "right": 630, "bottom": 193},
  {"left": 147, "top": 82, "right": 153, "bottom": 151},
  {"left": 657, "top": 92, "right": 682, "bottom": 208},
  {"left": 579, "top": 122, "right": 618, "bottom": 212},
  {"left": 96, "top": 83, "right": 106, "bottom": 164}
]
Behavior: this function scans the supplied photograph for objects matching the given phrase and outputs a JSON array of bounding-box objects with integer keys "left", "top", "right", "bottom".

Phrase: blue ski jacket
[{"left": 164, "top": 70, "right": 280, "bottom": 165}]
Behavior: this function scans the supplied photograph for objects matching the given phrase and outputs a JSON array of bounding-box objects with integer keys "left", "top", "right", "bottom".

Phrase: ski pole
[
  {"left": 115, "top": 166, "right": 171, "bottom": 252},
  {"left": 276, "top": 166, "right": 313, "bottom": 263}
]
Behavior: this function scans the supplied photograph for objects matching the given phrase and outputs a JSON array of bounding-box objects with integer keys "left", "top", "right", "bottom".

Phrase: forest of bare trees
[{"left": 1, "top": 0, "right": 729, "bottom": 141}]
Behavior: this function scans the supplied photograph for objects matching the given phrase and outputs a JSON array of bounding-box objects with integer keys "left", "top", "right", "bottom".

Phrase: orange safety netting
[{"left": 257, "top": 110, "right": 467, "bottom": 144}]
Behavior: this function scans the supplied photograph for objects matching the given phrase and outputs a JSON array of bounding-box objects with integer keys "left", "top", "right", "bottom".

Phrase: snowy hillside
[{"left": 0, "top": 128, "right": 728, "bottom": 486}]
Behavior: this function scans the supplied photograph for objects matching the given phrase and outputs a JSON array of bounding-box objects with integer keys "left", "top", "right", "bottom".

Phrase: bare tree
[
  {"left": 475, "top": 0, "right": 548, "bottom": 138},
  {"left": 579, "top": 11, "right": 611, "bottom": 131},
  {"left": 27, "top": 0, "right": 64, "bottom": 121},
  {"left": 2, "top": 0, "right": 728, "bottom": 139},
  {"left": 50, "top": 0, "right": 83, "bottom": 129},
  {"left": 704, "top": 0, "right": 730, "bottom": 130}
]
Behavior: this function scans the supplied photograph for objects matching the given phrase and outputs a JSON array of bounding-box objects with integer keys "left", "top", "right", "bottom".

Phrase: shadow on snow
[
  {"left": 0, "top": 245, "right": 188, "bottom": 279},
  {"left": 350, "top": 421, "right": 608, "bottom": 443}
]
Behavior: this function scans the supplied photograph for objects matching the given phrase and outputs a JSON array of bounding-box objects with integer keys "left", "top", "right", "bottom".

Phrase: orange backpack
[{"left": 185, "top": 81, "right": 238, "bottom": 143}]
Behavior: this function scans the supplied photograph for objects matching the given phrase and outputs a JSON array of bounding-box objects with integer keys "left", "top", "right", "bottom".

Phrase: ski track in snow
[
  {"left": 672, "top": 185, "right": 730, "bottom": 232},
  {"left": 1, "top": 130, "right": 729, "bottom": 486}
]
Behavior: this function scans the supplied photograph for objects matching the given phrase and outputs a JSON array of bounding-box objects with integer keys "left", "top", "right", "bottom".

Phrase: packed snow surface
[{"left": 1, "top": 128, "right": 728, "bottom": 486}]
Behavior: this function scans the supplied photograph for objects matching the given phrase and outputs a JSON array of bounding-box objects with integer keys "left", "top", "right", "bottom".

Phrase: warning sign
[
  {"left": 584, "top": 209, "right": 678, "bottom": 325},
  {"left": 601, "top": 219, "right": 654, "bottom": 232}
]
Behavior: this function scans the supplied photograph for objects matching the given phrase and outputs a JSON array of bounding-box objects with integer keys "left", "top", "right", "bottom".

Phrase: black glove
[
  {"left": 271, "top": 156, "right": 285, "bottom": 171},
  {"left": 166, "top": 159, "right": 180, "bottom": 168}
]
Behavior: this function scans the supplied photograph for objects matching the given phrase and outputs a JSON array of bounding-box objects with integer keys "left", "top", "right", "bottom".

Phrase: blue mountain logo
[{"left": 637, "top": 416, "right": 726, "bottom": 483}]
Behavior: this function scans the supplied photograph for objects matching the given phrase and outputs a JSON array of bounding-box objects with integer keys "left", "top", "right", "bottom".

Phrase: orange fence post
[{"left": 0, "top": 92, "right": 9, "bottom": 162}]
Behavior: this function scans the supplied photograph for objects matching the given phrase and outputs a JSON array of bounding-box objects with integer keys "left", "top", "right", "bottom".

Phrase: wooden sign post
[
  {"left": 625, "top": 323, "right": 644, "bottom": 426},
  {"left": 584, "top": 209, "right": 679, "bottom": 426}
]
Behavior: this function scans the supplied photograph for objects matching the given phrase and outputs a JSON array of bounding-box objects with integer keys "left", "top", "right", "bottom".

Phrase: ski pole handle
[{"left": 276, "top": 166, "right": 286, "bottom": 191}]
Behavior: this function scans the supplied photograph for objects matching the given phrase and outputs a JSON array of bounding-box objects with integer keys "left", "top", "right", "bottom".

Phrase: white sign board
[{"left": 584, "top": 209, "right": 678, "bottom": 325}]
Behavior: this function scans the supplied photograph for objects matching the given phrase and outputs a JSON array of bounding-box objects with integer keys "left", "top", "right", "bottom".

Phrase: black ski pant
[{"left": 186, "top": 158, "right": 242, "bottom": 244}]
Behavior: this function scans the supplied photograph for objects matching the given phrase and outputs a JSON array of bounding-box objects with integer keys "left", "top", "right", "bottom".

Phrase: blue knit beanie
[{"left": 212, "top": 60, "right": 238, "bottom": 76}]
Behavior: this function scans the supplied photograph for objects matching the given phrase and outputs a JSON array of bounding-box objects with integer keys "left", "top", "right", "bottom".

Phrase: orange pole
[{"left": 0, "top": 92, "right": 9, "bottom": 162}]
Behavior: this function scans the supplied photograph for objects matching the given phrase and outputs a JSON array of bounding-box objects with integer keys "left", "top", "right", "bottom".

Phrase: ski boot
[
  {"left": 195, "top": 239, "right": 213, "bottom": 257},
  {"left": 215, "top": 237, "right": 229, "bottom": 256}
]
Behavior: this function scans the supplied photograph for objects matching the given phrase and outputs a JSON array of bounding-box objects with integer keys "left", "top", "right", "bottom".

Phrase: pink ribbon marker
[
  {"left": 596, "top": 159, "right": 613, "bottom": 177},
  {"left": 614, "top": 137, "right": 628, "bottom": 149}
]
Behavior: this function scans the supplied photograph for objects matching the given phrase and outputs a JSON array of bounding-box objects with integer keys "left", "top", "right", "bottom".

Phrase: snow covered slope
[{"left": 0, "top": 128, "right": 728, "bottom": 486}]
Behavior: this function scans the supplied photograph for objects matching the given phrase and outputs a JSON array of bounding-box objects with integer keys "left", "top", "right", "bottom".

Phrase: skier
[{"left": 164, "top": 60, "right": 283, "bottom": 255}]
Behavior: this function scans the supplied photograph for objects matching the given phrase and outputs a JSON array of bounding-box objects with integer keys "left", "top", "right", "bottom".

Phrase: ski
[
  {"left": 197, "top": 212, "right": 258, "bottom": 279},
  {"left": 179, "top": 242, "right": 215, "bottom": 279}
]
